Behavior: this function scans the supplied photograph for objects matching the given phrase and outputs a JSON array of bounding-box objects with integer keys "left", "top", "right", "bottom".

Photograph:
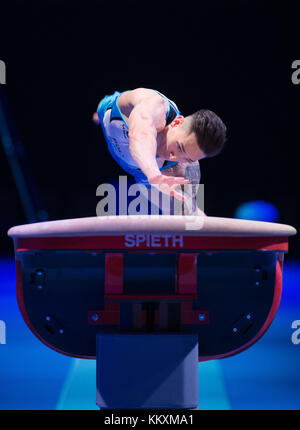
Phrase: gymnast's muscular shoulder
[{"left": 118, "top": 88, "right": 167, "bottom": 125}]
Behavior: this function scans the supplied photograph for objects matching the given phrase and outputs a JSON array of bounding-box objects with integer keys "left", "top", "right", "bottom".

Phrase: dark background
[{"left": 0, "top": 0, "right": 299, "bottom": 256}]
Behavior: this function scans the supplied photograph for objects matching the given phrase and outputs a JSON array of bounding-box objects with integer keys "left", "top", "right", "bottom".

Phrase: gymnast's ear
[{"left": 170, "top": 115, "right": 184, "bottom": 127}]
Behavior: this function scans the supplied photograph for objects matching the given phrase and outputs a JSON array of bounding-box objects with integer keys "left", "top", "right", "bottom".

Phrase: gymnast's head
[{"left": 157, "top": 110, "right": 227, "bottom": 163}]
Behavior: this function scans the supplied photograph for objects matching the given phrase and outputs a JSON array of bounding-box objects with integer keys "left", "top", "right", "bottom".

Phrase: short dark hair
[{"left": 188, "top": 109, "right": 227, "bottom": 157}]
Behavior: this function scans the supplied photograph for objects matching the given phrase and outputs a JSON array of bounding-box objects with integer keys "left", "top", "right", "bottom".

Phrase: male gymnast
[{"left": 93, "top": 88, "right": 226, "bottom": 215}]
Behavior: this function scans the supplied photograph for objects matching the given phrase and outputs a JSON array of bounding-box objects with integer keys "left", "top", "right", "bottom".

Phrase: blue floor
[{"left": 0, "top": 257, "right": 299, "bottom": 410}]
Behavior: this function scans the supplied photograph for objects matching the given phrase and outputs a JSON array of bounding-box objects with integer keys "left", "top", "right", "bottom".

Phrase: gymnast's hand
[{"left": 148, "top": 173, "right": 189, "bottom": 202}]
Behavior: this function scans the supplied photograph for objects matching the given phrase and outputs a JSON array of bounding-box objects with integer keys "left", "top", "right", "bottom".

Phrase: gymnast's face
[{"left": 157, "top": 116, "right": 205, "bottom": 163}]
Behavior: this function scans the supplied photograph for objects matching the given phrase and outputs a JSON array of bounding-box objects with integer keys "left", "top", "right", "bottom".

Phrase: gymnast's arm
[
  {"left": 127, "top": 95, "right": 189, "bottom": 201},
  {"left": 128, "top": 95, "right": 164, "bottom": 179},
  {"left": 162, "top": 161, "right": 206, "bottom": 216}
]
